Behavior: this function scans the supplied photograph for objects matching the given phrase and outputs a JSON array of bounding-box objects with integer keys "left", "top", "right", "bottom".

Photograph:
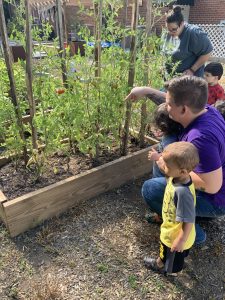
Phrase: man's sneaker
[{"left": 195, "top": 224, "right": 207, "bottom": 245}]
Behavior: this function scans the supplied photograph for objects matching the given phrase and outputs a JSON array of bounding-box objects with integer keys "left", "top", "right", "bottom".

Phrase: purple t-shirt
[{"left": 179, "top": 105, "right": 225, "bottom": 207}]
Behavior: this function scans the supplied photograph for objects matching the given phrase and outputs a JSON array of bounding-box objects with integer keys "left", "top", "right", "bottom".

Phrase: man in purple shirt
[{"left": 126, "top": 76, "right": 225, "bottom": 244}]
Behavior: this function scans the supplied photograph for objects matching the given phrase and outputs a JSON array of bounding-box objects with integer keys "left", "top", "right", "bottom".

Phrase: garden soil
[
  {"left": 0, "top": 179, "right": 225, "bottom": 299},
  {"left": 0, "top": 139, "right": 143, "bottom": 200}
]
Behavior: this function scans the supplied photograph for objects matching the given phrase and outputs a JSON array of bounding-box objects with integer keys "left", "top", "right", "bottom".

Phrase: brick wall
[
  {"left": 189, "top": 0, "right": 225, "bottom": 24},
  {"left": 65, "top": 0, "right": 225, "bottom": 37}
]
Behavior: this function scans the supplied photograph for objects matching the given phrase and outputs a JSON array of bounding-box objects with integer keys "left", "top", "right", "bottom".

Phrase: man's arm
[
  {"left": 190, "top": 167, "right": 223, "bottom": 194},
  {"left": 125, "top": 86, "right": 166, "bottom": 105}
]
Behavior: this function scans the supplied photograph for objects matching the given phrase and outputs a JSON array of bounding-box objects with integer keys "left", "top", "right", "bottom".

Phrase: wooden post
[
  {"left": 121, "top": 0, "right": 128, "bottom": 50},
  {"left": 25, "top": 0, "right": 38, "bottom": 149},
  {"left": 121, "top": 0, "right": 139, "bottom": 156},
  {"left": 94, "top": 0, "right": 102, "bottom": 78},
  {"left": 93, "top": 0, "right": 103, "bottom": 159},
  {"left": 56, "top": 0, "right": 68, "bottom": 88},
  {"left": 0, "top": 0, "right": 28, "bottom": 163},
  {"left": 63, "top": 1, "right": 68, "bottom": 43},
  {"left": 139, "top": 0, "right": 152, "bottom": 148}
]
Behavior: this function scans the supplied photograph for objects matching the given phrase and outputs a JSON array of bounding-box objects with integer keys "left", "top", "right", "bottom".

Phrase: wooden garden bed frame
[{"left": 0, "top": 136, "right": 158, "bottom": 237}]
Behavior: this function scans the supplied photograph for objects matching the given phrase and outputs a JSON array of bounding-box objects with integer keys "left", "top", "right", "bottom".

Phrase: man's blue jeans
[{"left": 142, "top": 177, "right": 225, "bottom": 218}]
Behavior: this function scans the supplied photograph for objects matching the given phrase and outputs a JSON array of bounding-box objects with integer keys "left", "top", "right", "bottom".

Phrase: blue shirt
[{"left": 163, "top": 24, "right": 213, "bottom": 77}]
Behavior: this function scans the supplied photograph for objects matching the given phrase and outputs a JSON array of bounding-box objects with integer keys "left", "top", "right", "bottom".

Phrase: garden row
[{"left": 0, "top": 0, "right": 168, "bottom": 236}]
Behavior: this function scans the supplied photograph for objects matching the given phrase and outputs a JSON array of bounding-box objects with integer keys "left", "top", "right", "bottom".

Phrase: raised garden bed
[{"left": 0, "top": 136, "right": 157, "bottom": 237}]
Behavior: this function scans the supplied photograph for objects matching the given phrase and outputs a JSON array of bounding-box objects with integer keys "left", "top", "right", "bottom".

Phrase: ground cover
[{"left": 0, "top": 178, "right": 224, "bottom": 299}]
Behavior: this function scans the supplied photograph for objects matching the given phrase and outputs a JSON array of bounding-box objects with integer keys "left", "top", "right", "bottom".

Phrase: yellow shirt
[{"left": 160, "top": 177, "right": 196, "bottom": 250}]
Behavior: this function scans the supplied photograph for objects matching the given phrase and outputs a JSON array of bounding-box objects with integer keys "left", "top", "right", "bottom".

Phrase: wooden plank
[
  {"left": 3, "top": 146, "right": 154, "bottom": 237},
  {"left": 0, "top": 156, "right": 11, "bottom": 168},
  {"left": 129, "top": 128, "right": 159, "bottom": 144},
  {"left": 0, "top": 190, "right": 7, "bottom": 224},
  {"left": 0, "top": 138, "right": 69, "bottom": 167}
]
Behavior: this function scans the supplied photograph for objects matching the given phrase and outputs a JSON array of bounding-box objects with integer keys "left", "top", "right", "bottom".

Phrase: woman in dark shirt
[{"left": 162, "top": 6, "right": 213, "bottom": 78}]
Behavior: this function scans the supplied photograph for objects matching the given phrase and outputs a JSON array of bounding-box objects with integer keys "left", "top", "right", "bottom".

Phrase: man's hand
[
  {"left": 125, "top": 87, "right": 148, "bottom": 102},
  {"left": 148, "top": 148, "right": 161, "bottom": 161}
]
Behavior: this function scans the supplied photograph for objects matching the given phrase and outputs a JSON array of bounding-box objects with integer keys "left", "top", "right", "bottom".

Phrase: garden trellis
[{"left": 0, "top": 0, "right": 170, "bottom": 235}]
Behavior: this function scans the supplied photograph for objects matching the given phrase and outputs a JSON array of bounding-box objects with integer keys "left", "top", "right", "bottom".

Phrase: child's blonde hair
[{"left": 162, "top": 141, "right": 199, "bottom": 172}]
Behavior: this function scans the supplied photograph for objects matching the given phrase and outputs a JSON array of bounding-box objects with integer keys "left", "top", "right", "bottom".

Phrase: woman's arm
[
  {"left": 125, "top": 86, "right": 166, "bottom": 105},
  {"left": 190, "top": 167, "right": 223, "bottom": 194},
  {"left": 191, "top": 52, "right": 212, "bottom": 72}
]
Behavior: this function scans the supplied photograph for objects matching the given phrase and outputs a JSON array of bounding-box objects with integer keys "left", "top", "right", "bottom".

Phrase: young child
[
  {"left": 144, "top": 141, "right": 199, "bottom": 275},
  {"left": 215, "top": 100, "right": 225, "bottom": 121},
  {"left": 149, "top": 103, "right": 182, "bottom": 178},
  {"left": 204, "top": 62, "right": 225, "bottom": 105}
]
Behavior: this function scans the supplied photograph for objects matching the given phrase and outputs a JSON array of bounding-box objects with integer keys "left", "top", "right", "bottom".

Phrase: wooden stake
[
  {"left": 25, "top": 0, "right": 38, "bottom": 149},
  {"left": 56, "top": 0, "right": 68, "bottom": 87},
  {"left": 121, "top": 0, "right": 139, "bottom": 156},
  {"left": 139, "top": 0, "right": 152, "bottom": 148},
  {"left": 121, "top": 0, "right": 128, "bottom": 50},
  {"left": 94, "top": 0, "right": 102, "bottom": 78},
  {"left": 0, "top": 0, "right": 28, "bottom": 163},
  {"left": 63, "top": 1, "right": 68, "bottom": 44},
  {"left": 93, "top": 0, "right": 103, "bottom": 159}
]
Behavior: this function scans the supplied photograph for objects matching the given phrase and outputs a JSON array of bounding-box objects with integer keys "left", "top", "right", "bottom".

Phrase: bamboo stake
[
  {"left": 56, "top": 0, "right": 68, "bottom": 88},
  {"left": 0, "top": 0, "right": 28, "bottom": 164},
  {"left": 121, "top": 0, "right": 139, "bottom": 156},
  {"left": 25, "top": 0, "right": 38, "bottom": 149},
  {"left": 63, "top": 1, "right": 68, "bottom": 43},
  {"left": 94, "top": 0, "right": 102, "bottom": 78},
  {"left": 139, "top": 0, "right": 152, "bottom": 148},
  {"left": 121, "top": 0, "right": 128, "bottom": 50},
  {"left": 94, "top": 0, "right": 103, "bottom": 159}
]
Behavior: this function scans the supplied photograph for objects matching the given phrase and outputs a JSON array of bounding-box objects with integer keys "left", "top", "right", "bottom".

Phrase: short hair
[
  {"left": 215, "top": 101, "right": 225, "bottom": 121},
  {"left": 164, "top": 75, "right": 208, "bottom": 113},
  {"left": 204, "top": 62, "right": 224, "bottom": 80},
  {"left": 153, "top": 103, "right": 182, "bottom": 135},
  {"left": 166, "top": 6, "right": 184, "bottom": 26},
  {"left": 162, "top": 141, "right": 199, "bottom": 172}
]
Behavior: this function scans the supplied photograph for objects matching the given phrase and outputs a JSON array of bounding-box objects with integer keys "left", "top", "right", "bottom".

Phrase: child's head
[
  {"left": 153, "top": 103, "right": 182, "bottom": 136},
  {"left": 160, "top": 141, "right": 199, "bottom": 178},
  {"left": 204, "top": 62, "right": 224, "bottom": 85},
  {"left": 215, "top": 100, "right": 225, "bottom": 121}
]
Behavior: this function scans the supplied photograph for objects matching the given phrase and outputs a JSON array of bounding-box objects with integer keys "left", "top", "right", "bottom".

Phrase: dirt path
[{"left": 0, "top": 178, "right": 224, "bottom": 299}]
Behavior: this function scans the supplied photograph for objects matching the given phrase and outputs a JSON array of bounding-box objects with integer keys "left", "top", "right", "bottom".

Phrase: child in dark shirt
[
  {"left": 149, "top": 103, "right": 182, "bottom": 178},
  {"left": 215, "top": 100, "right": 225, "bottom": 121},
  {"left": 204, "top": 62, "right": 225, "bottom": 105}
]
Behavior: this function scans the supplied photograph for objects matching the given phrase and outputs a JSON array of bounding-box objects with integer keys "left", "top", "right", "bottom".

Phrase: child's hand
[
  {"left": 152, "top": 128, "right": 163, "bottom": 139},
  {"left": 171, "top": 237, "right": 185, "bottom": 252},
  {"left": 148, "top": 148, "right": 161, "bottom": 161}
]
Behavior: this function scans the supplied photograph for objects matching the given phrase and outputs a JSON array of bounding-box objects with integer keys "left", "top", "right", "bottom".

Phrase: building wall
[
  {"left": 189, "top": 0, "right": 225, "bottom": 24},
  {"left": 65, "top": 0, "right": 225, "bottom": 37}
]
